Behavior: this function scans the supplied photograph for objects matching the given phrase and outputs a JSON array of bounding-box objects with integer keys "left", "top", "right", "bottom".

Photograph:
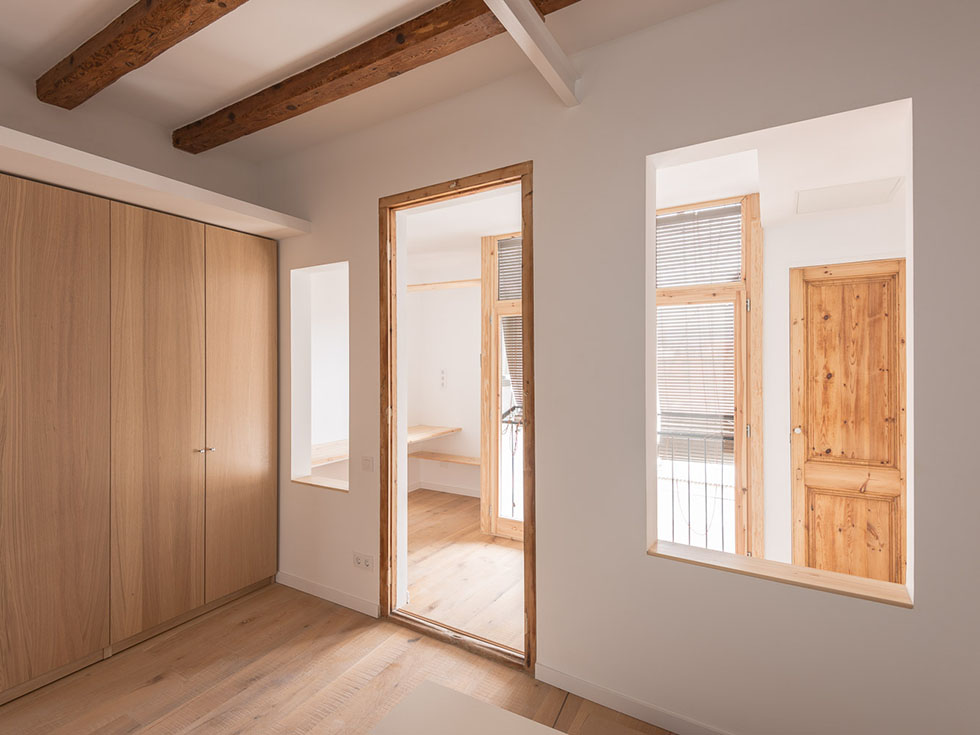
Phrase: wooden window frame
[
  {"left": 654, "top": 194, "right": 764, "bottom": 558},
  {"left": 378, "top": 163, "right": 536, "bottom": 669},
  {"left": 481, "top": 232, "right": 525, "bottom": 542}
]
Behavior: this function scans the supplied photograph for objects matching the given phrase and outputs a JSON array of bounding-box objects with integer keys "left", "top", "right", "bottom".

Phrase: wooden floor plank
[
  {"left": 0, "top": 584, "right": 672, "bottom": 735},
  {"left": 402, "top": 488, "right": 525, "bottom": 650},
  {"left": 555, "top": 694, "right": 675, "bottom": 735}
]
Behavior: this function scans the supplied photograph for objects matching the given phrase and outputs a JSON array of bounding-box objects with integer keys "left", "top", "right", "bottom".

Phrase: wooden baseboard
[
  {"left": 107, "top": 577, "right": 274, "bottom": 655},
  {"left": 0, "top": 650, "right": 106, "bottom": 707},
  {"left": 0, "top": 577, "right": 274, "bottom": 706}
]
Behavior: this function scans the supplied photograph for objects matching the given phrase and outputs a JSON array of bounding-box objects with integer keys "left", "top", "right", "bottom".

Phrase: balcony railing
[{"left": 657, "top": 429, "right": 736, "bottom": 553}]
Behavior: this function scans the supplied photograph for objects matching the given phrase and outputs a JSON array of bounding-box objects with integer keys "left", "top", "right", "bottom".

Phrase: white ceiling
[
  {"left": 0, "top": 0, "right": 722, "bottom": 162},
  {"left": 401, "top": 183, "right": 522, "bottom": 256},
  {"left": 653, "top": 99, "right": 913, "bottom": 225}
]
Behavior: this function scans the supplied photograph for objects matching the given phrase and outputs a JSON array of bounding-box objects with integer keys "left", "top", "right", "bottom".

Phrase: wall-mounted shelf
[
  {"left": 312, "top": 425, "right": 462, "bottom": 468},
  {"left": 407, "top": 278, "right": 480, "bottom": 292},
  {"left": 409, "top": 451, "right": 480, "bottom": 466},
  {"left": 0, "top": 125, "right": 311, "bottom": 239}
]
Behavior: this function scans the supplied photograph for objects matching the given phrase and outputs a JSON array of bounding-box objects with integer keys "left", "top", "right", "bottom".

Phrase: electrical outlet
[
  {"left": 440, "top": 368, "right": 447, "bottom": 389},
  {"left": 353, "top": 552, "right": 374, "bottom": 571},
  {"left": 361, "top": 455, "right": 375, "bottom": 472}
]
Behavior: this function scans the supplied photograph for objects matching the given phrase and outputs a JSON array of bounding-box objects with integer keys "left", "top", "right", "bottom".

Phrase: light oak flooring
[
  {"left": 401, "top": 488, "right": 524, "bottom": 651},
  {"left": 0, "top": 584, "right": 672, "bottom": 735}
]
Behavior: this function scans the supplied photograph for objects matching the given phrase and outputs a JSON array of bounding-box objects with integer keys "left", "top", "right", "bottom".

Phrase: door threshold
[{"left": 388, "top": 609, "right": 525, "bottom": 668}]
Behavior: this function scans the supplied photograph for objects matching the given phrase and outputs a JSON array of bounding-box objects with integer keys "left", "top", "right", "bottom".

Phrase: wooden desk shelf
[{"left": 311, "top": 425, "right": 463, "bottom": 468}]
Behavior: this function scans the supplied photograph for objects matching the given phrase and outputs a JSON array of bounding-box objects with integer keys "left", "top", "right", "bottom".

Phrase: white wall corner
[{"left": 276, "top": 571, "right": 380, "bottom": 618}]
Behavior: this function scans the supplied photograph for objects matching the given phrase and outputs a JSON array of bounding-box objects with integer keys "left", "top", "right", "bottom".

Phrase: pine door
[{"left": 790, "top": 259, "right": 906, "bottom": 583}]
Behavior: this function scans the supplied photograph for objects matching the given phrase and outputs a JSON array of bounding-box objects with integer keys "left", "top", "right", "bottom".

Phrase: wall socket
[{"left": 353, "top": 552, "right": 374, "bottom": 571}]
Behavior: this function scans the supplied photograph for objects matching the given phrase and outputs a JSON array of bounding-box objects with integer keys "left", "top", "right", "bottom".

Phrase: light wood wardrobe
[{"left": 0, "top": 173, "right": 277, "bottom": 705}]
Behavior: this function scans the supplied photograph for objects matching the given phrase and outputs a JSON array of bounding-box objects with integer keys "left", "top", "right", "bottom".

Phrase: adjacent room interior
[
  {"left": 1, "top": 1, "right": 977, "bottom": 734},
  {"left": 392, "top": 183, "right": 527, "bottom": 653},
  {"left": 648, "top": 99, "right": 914, "bottom": 590}
]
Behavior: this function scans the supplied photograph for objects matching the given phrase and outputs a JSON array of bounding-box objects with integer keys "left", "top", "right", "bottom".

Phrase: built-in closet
[{"left": 0, "top": 172, "right": 277, "bottom": 705}]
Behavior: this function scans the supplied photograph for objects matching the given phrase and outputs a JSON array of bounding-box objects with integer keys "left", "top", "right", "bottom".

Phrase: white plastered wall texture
[{"left": 265, "top": 1, "right": 980, "bottom": 732}]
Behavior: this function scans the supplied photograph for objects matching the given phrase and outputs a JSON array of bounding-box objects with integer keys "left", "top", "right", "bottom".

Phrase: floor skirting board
[
  {"left": 534, "top": 663, "right": 734, "bottom": 735},
  {"left": 408, "top": 480, "right": 480, "bottom": 498},
  {"left": 275, "top": 572, "right": 380, "bottom": 618}
]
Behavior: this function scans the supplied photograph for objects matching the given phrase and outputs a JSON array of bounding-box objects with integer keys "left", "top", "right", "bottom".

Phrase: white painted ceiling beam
[{"left": 484, "top": 0, "right": 581, "bottom": 106}]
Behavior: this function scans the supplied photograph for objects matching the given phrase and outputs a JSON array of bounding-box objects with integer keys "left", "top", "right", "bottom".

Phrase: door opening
[
  {"left": 379, "top": 163, "right": 535, "bottom": 667},
  {"left": 790, "top": 258, "right": 907, "bottom": 583}
]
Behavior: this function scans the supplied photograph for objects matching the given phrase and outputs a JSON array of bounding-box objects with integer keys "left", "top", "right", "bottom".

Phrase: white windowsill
[
  {"left": 291, "top": 475, "right": 349, "bottom": 493},
  {"left": 648, "top": 540, "right": 913, "bottom": 608}
]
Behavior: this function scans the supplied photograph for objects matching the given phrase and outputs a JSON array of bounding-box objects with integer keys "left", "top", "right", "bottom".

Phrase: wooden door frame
[
  {"left": 378, "top": 162, "right": 536, "bottom": 668},
  {"left": 790, "top": 258, "right": 907, "bottom": 582}
]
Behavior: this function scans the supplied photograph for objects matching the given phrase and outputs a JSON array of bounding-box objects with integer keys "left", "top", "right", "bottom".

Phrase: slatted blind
[
  {"left": 500, "top": 315, "right": 524, "bottom": 412},
  {"left": 497, "top": 237, "right": 522, "bottom": 300},
  {"left": 497, "top": 237, "right": 523, "bottom": 413},
  {"left": 656, "top": 203, "right": 742, "bottom": 288},
  {"left": 656, "top": 302, "right": 735, "bottom": 462}
]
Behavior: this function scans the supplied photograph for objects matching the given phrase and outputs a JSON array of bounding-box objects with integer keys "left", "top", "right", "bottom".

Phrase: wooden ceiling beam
[
  {"left": 37, "top": 0, "right": 251, "bottom": 110},
  {"left": 172, "top": 0, "right": 580, "bottom": 154}
]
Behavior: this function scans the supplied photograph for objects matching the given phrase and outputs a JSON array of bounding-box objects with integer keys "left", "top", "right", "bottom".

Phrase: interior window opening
[{"left": 647, "top": 100, "right": 914, "bottom": 602}]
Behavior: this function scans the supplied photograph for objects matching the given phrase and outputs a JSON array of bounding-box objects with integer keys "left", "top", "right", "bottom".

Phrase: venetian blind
[
  {"left": 655, "top": 203, "right": 742, "bottom": 288},
  {"left": 498, "top": 237, "right": 523, "bottom": 413},
  {"left": 656, "top": 302, "right": 735, "bottom": 462},
  {"left": 497, "top": 237, "right": 522, "bottom": 300}
]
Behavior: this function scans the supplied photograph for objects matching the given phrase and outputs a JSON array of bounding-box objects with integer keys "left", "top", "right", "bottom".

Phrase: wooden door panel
[
  {"left": 792, "top": 259, "right": 905, "bottom": 583},
  {"left": 805, "top": 277, "right": 896, "bottom": 466},
  {"left": 110, "top": 203, "right": 206, "bottom": 643},
  {"left": 205, "top": 226, "right": 278, "bottom": 602},
  {"left": 1, "top": 174, "right": 110, "bottom": 692},
  {"left": 804, "top": 462, "right": 901, "bottom": 497},
  {"left": 807, "top": 489, "right": 897, "bottom": 582},
  {"left": 806, "top": 281, "right": 844, "bottom": 461}
]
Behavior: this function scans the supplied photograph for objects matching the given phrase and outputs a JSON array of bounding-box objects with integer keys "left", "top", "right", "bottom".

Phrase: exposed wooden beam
[
  {"left": 37, "top": 0, "right": 251, "bottom": 110},
  {"left": 484, "top": 0, "right": 579, "bottom": 106},
  {"left": 172, "top": 0, "right": 580, "bottom": 154}
]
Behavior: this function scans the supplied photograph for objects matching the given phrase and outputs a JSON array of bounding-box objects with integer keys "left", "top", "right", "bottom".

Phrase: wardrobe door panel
[
  {"left": 0, "top": 174, "right": 110, "bottom": 693},
  {"left": 110, "top": 203, "right": 206, "bottom": 643},
  {"left": 205, "top": 226, "right": 277, "bottom": 601}
]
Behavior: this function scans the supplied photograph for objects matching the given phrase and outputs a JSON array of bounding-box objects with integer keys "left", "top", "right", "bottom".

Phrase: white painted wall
[
  {"left": 289, "top": 262, "right": 350, "bottom": 479},
  {"left": 310, "top": 264, "right": 351, "bottom": 446},
  {"left": 404, "top": 253, "right": 482, "bottom": 460},
  {"left": 0, "top": 65, "right": 261, "bottom": 204},
  {"left": 405, "top": 285, "right": 482, "bottom": 497},
  {"left": 265, "top": 1, "right": 980, "bottom": 732},
  {"left": 289, "top": 270, "right": 313, "bottom": 478}
]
